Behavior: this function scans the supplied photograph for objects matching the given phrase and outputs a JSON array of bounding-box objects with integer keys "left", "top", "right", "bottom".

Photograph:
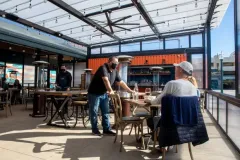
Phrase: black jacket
[
  {"left": 56, "top": 71, "right": 72, "bottom": 89},
  {"left": 159, "top": 96, "right": 209, "bottom": 147}
]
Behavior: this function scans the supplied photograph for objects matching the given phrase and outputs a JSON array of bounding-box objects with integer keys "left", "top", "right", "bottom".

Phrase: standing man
[
  {"left": 56, "top": 65, "right": 72, "bottom": 115},
  {"left": 88, "top": 56, "right": 134, "bottom": 136},
  {"left": 56, "top": 65, "right": 72, "bottom": 91}
]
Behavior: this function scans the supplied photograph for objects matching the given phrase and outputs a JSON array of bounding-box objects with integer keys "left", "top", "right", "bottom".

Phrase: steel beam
[
  {"left": 131, "top": 0, "right": 161, "bottom": 38},
  {"left": 48, "top": 0, "right": 121, "bottom": 41},
  {"left": 206, "top": 0, "right": 218, "bottom": 24},
  {"left": 0, "top": 10, "right": 89, "bottom": 47},
  {"left": 85, "top": 3, "right": 134, "bottom": 17}
]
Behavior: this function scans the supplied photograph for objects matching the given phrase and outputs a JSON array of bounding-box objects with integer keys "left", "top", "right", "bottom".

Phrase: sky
[{"left": 211, "top": 0, "right": 235, "bottom": 57}]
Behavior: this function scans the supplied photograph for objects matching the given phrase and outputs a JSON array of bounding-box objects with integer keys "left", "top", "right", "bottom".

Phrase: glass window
[
  {"left": 102, "top": 45, "right": 119, "bottom": 53},
  {"left": 121, "top": 42, "right": 140, "bottom": 52},
  {"left": 142, "top": 40, "right": 163, "bottom": 50},
  {"left": 23, "top": 65, "right": 35, "bottom": 86},
  {"left": 211, "top": 0, "right": 235, "bottom": 96},
  {"left": 6, "top": 63, "right": 23, "bottom": 85},
  {"left": 0, "top": 62, "right": 5, "bottom": 78},
  {"left": 91, "top": 48, "right": 100, "bottom": 54},
  {"left": 228, "top": 103, "right": 240, "bottom": 149},
  {"left": 191, "top": 34, "right": 203, "bottom": 47},
  {"left": 165, "top": 36, "right": 189, "bottom": 49},
  {"left": 192, "top": 54, "right": 203, "bottom": 88}
]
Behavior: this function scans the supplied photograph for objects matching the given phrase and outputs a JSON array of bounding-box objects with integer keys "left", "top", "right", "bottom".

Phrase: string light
[
  {"left": 55, "top": 17, "right": 58, "bottom": 23},
  {"left": 70, "top": 29, "right": 72, "bottom": 34},
  {"left": 68, "top": 15, "right": 71, "bottom": 19},
  {"left": 82, "top": 26, "right": 84, "bottom": 31},
  {"left": 139, "top": 26, "right": 141, "bottom": 32},
  {"left": 195, "top": 0, "right": 198, "bottom": 8},
  {"left": 43, "top": 21, "right": 45, "bottom": 26},
  {"left": 100, "top": 5, "right": 103, "bottom": 12},
  {"left": 100, "top": 33, "right": 102, "bottom": 38},
  {"left": 83, "top": 9, "right": 86, "bottom": 16},
  {"left": 123, "top": 19, "right": 125, "bottom": 23},
  {"left": 139, "top": 15, "right": 142, "bottom": 20},
  {"left": 175, "top": 5, "right": 178, "bottom": 12},
  {"left": 15, "top": 5, "right": 18, "bottom": 13},
  {"left": 183, "top": 17, "right": 186, "bottom": 23},
  {"left": 168, "top": 21, "right": 170, "bottom": 27},
  {"left": 125, "top": 30, "right": 127, "bottom": 34},
  {"left": 156, "top": 9, "right": 159, "bottom": 16},
  {"left": 118, "top": 0, "right": 121, "bottom": 8},
  {"left": 200, "top": 14, "right": 202, "bottom": 20},
  {"left": 29, "top": 0, "right": 32, "bottom": 9}
]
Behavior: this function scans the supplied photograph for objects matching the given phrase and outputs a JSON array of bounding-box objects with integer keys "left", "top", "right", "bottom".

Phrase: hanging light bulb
[
  {"left": 125, "top": 30, "right": 127, "bottom": 34},
  {"left": 83, "top": 9, "right": 86, "bottom": 16},
  {"left": 200, "top": 14, "right": 202, "bottom": 20},
  {"left": 29, "top": 0, "right": 32, "bottom": 9},
  {"left": 123, "top": 19, "right": 125, "bottom": 23},
  {"left": 68, "top": 14, "right": 71, "bottom": 19},
  {"left": 197, "top": 25, "right": 200, "bottom": 32},
  {"left": 195, "top": 0, "right": 198, "bottom": 8},
  {"left": 183, "top": 17, "right": 186, "bottom": 24},
  {"left": 140, "top": 15, "right": 142, "bottom": 20},
  {"left": 70, "top": 29, "right": 72, "bottom": 34},
  {"left": 100, "top": 33, "right": 102, "bottom": 38},
  {"left": 15, "top": 5, "right": 18, "bottom": 13},
  {"left": 43, "top": 21, "right": 45, "bottom": 26},
  {"left": 139, "top": 26, "right": 141, "bottom": 32},
  {"left": 156, "top": 9, "right": 159, "bottom": 16},
  {"left": 168, "top": 21, "right": 170, "bottom": 27},
  {"left": 55, "top": 17, "right": 58, "bottom": 23},
  {"left": 100, "top": 5, "right": 103, "bottom": 12},
  {"left": 82, "top": 26, "right": 84, "bottom": 31},
  {"left": 175, "top": 5, "right": 178, "bottom": 12}
]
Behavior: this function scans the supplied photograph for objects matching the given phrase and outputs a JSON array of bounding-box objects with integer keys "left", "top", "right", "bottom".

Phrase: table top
[
  {"left": 35, "top": 90, "right": 87, "bottom": 96},
  {"left": 124, "top": 99, "right": 161, "bottom": 108}
]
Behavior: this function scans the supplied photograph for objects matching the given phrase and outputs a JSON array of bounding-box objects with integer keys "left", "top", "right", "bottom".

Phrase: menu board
[
  {"left": 24, "top": 65, "right": 35, "bottom": 85},
  {"left": 6, "top": 63, "right": 23, "bottom": 84}
]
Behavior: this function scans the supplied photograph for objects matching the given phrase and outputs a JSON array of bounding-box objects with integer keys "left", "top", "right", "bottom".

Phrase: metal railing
[{"left": 205, "top": 90, "right": 240, "bottom": 153}]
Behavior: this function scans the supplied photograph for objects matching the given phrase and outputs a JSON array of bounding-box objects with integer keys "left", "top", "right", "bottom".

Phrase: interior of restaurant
[{"left": 0, "top": 0, "right": 240, "bottom": 160}]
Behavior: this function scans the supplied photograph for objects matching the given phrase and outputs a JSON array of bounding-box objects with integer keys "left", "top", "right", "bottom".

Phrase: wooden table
[{"left": 35, "top": 90, "right": 87, "bottom": 128}]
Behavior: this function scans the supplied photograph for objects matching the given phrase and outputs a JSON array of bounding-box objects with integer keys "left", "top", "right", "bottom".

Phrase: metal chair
[
  {"left": 109, "top": 93, "right": 145, "bottom": 152},
  {"left": 72, "top": 100, "right": 88, "bottom": 128}
]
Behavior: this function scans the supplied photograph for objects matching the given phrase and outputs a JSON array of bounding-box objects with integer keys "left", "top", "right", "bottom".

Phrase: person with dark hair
[
  {"left": 88, "top": 56, "right": 134, "bottom": 136},
  {"left": 56, "top": 65, "right": 72, "bottom": 91},
  {"left": 56, "top": 65, "right": 72, "bottom": 115},
  {"left": 13, "top": 79, "right": 22, "bottom": 104}
]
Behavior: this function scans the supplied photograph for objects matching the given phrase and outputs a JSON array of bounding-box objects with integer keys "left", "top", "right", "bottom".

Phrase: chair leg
[
  {"left": 175, "top": 145, "right": 178, "bottom": 153},
  {"left": 188, "top": 143, "right": 194, "bottom": 160},
  {"left": 114, "top": 124, "right": 119, "bottom": 143},
  {"left": 141, "top": 122, "right": 145, "bottom": 150},
  {"left": 120, "top": 124, "right": 124, "bottom": 152},
  {"left": 5, "top": 104, "right": 8, "bottom": 118},
  {"left": 73, "top": 106, "right": 79, "bottom": 128},
  {"left": 9, "top": 104, "right": 12, "bottom": 116},
  {"left": 129, "top": 124, "right": 133, "bottom": 135},
  {"left": 162, "top": 148, "right": 166, "bottom": 160},
  {"left": 153, "top": 130, "right": 157, "bottom": 150}
]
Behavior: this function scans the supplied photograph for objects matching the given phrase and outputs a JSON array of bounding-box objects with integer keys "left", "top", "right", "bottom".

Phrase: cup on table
[{"left": 145, "top": 88, "right": 151, "bottom": 96}]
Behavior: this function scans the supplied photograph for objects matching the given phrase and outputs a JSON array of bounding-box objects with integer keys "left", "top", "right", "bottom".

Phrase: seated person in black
[{"left": 13, "top": 79, "right": 22, "bottom": 104}]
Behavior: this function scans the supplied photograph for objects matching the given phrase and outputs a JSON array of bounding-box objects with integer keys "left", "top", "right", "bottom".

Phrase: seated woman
[
  {"left": 13, "top": 79, "right": 22, "bottom": 104},
  {"left": 146, "top": 61, "right": 198, "bottom": 149}
]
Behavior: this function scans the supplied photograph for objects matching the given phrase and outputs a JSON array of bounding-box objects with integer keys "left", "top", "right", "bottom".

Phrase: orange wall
[{"left": 88, "top": 54, "right": 187, "bottom": 74}]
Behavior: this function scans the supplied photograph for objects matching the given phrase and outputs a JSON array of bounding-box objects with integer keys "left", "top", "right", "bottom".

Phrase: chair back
[{"left": 109, "top": 93, "right": 122, "bottom": 123}]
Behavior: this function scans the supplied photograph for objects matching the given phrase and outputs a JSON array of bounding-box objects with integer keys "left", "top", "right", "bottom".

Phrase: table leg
[{"left": 47, "top": 96, "right": 70, "bottom": 128}]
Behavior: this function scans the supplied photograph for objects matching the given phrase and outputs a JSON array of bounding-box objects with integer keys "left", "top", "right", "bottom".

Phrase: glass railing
[{"left": 206, "top": 90, "right": 240, "bottom": 153}]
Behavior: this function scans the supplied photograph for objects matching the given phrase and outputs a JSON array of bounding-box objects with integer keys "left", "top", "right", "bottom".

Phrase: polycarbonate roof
[{"left": 0, "top": 0, "right": 231, "bottom": 46}]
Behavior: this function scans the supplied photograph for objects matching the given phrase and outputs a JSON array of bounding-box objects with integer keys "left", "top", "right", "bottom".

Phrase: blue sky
[{"left": 211, "top": 0, "right": 235, "bottom": 57}]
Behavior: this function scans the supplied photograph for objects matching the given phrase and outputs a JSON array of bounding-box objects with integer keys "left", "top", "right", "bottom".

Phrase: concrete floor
[{"left": 0, "top": 105, "right": 239, "bottom": 160}]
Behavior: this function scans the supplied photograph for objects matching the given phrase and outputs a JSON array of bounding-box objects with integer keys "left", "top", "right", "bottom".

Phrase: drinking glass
[{"left": 145, "top": 88, "right": 151, "bottom": 96}]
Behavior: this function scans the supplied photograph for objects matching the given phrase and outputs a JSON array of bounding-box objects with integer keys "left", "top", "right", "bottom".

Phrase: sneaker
[
  {"left": 103, "top": 130, "right": 116, "bottom": 136},
  {"left": 92, "top": 130, "right": 102, "bottom": 136}
]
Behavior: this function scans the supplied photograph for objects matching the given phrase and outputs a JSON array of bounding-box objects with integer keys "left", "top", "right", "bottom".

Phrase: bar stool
[{"left": 72, "top": 100, "right": 88, "bottom": 128}]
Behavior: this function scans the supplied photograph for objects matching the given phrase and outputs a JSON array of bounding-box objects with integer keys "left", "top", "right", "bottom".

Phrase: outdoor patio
[{"left": 0, "top": 105, "right": 239, "bottom": 160}]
